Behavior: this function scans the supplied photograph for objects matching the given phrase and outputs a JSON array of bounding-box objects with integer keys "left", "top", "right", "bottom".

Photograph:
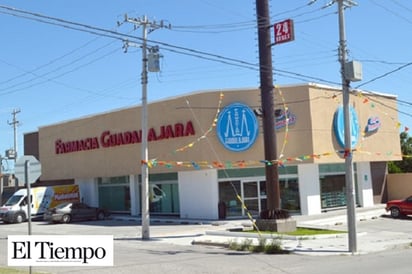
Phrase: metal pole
[
  {"left": 255, "top": 0, "right": 280, "bottom": 210},
  {"left": 0, "top": 174, "right": 2, "bottom": 206},
  {"left": 9, "top": 108, "right": 20, "bottom": 191},
  {"left": 337, "top": 0, "right": 357, "bottom": 253},
  {"left": 13, "top": 115, "right": 18, "bottom": 164},
  {"left": 11, "top": 109, "right": 20, "bottom": 164},
  {"left": 25, "top": 160, "right": 32, "bottom": 274},
  {"left": 0, "top": 157, "right": 3, "bottom": 206},
  {"left": 25, "top": 160, "right": 31, "bottom": 235},
  {"left": 140, "top": 15, "right": 150, "bottom": 240},
  {"left": 123, "top": 15, "right": 169, "bottom": 240}
]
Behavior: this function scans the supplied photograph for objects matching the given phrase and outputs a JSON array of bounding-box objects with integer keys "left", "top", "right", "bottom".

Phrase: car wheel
[
  {"left": 62, "top": 214, "right": 72, "bottom": 223},
  {"left": 390, "top": 207, "right": 402, "bottom": 218},
  {"left": 97, "top": 211, "right": 105, "bottom": 220},
  {"left": 14, "top": 213, "right": 25, "bottom": 223}
]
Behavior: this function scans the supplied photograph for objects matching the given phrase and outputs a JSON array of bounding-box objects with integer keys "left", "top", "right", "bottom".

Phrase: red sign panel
[{"left": 274, "top": 19, "right": 294, "bottom": 45}]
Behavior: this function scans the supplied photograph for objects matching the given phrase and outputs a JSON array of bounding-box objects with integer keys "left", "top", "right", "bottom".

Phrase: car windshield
[
  {"left": 4, "top": 195, "right": 24, "bottom": 206},
  {"left": 55, "top": 202, "right": 71, "bottom": 209}
]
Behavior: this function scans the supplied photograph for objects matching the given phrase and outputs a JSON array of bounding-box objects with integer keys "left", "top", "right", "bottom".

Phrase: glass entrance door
[{"left": 241, "top": 180, "right": 266, "bottom": 217}]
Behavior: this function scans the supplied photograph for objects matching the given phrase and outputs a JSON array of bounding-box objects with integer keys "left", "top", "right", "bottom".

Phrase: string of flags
[
  {"left": 142, "top": 148, "right": 406, "bottom": 170},
  {"left": 142, "top": 87, "right": 409, "bottom": 170}
]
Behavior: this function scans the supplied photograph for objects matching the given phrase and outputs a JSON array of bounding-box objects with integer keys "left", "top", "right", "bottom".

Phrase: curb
[{"left": 108, "top": 215, "right": 211, "bottom": 225}]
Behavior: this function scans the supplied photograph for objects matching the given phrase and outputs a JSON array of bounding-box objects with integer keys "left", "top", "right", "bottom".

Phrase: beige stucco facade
[
  {"left": 387, "top": 173, "right": 412, "bottom": 200},
  {"left": 37, "top": 83, "right": 401, "bottom": 181},
  {"left": 28, "top": 83, "right": 403, "bottom": 217}
]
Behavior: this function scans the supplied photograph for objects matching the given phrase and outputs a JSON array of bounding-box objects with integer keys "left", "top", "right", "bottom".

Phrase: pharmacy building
[{"left": 24, "top": 83, "right": 401, "bottom": 219}]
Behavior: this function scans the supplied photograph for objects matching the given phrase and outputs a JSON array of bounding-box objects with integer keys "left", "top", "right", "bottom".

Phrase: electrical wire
[
  {"left": 0, "top": 43, "right": 120, "bottom": 95},
  {"left": 0, "top": 5, "right": 339, "bottom": 88},
  {"left": 0, "top": 37, "right": 99, "bottom": 86},
  {"left": 371, "top": 0, "right": 412, "bottom": 25},
  {"left": 354, "top": 61, "right": 412, "bottom": 89},
  {"left": 3, "top": 3, "right": 412, "bottom": 113},
  {"left": 172, "top": 20, "right": 255, "bottom": 33}
]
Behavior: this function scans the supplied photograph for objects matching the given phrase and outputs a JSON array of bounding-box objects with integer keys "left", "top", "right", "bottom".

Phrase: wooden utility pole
[{"left": 255, "top": 0, "right": 280, "bottom": 210}]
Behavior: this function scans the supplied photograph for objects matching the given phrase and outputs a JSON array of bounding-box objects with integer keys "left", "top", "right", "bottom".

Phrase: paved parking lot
[
  {"left": 0, "top": 217, "right": 222, "bottom": 245},
  {"left": 1, "top": 211, "right": 412, "bottom": 274}
]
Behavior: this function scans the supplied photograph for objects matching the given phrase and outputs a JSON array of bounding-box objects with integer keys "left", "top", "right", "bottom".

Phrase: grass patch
[
  {"left": 244, "top": 227, "right": 346, "bottom": 236},
  {"left": 0, "top": 267, "right": 48, "bottom": 274},
  {"left": 286, "top": 227, "right": 346, "bottom": 236}
]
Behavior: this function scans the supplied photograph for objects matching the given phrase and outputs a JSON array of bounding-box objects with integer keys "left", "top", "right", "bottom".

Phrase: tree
[{"left": 388, "top": 131, "right": 412, "bottom": 173}]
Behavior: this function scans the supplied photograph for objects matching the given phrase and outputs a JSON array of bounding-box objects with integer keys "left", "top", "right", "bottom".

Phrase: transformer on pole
[
  {"left": 122, "top": 15, "right": 170, "bottom": 240},
  {"left": 336, "top": 0, "right": 361, "bottom": 254}
]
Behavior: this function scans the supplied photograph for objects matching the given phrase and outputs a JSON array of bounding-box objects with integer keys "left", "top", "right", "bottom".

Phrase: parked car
[
  {"left": 385, "top": 196, "right": 412, "bottom": 218},
  {"left": 43, "top": 202, "right": 108, "bottom": 223}
]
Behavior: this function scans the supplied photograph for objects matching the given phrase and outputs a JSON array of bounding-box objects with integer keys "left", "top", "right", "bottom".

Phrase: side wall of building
[
  {"left": 178, "top": 169, "right": 218, "bottom": 219},
  {"left": 387, "top": 173, "right": 412, "bottom": 200}
]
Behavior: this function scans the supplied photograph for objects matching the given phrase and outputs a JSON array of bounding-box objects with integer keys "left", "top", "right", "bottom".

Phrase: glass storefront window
[
  {"left": 280, "top": 178, "right": 300, "bottom": 212},
  {"left": 243, "top": 181, "right": 258, "bottom": 198},
  {"left": 320, "top": 174, "right": 346, "bottom": 209},
  {"left": 218, "top": 180, "right": 242, "bottom": 217},
  {"left": 319, "top": 163, "right": 358, "bottom": 209},
  {"left": 98, "top": 176, "right": 130, "bottom": 213},
  {"left": 219, "top": 177, "right": 300, "bottom": 217},
  {"left": 259, "top": 181, "right": 267, "bottom": 196},
  {"left": 149, "top": 183, "right": 179, "bottom": 215}
]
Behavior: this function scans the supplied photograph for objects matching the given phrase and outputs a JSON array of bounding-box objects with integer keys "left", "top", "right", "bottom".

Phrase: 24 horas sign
[{"left": 55, "top": 121, "right": 195, "bottom": 154}]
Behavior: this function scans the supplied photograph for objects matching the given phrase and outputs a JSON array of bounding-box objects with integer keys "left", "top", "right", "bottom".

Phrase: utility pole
[
  {"left": 255, "top": 0, "right": 280, "bottom": 210},
  {"left": 8, "top": 108, "right": 20, "bottom": 163},
  {"left": 122, "top": 15, "right": 169, "bottom": 240},
  {"left": 8, "top": 108, "right": 20, "bottom": 191},
  {"left": 336, "top": 0, "right": 358, "bottom": 253}
]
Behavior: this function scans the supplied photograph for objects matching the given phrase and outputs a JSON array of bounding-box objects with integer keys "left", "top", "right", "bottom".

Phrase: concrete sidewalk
[
  {"left": 192, "top": 204, "right": 412, "bottom": 255},
  {"left": 110, "top": 204, "right": 412, "bottom": 256}
]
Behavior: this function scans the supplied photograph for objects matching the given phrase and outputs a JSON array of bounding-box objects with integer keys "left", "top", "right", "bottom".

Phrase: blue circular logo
[
  {"left": 216, "top": 102, "right": 259, "bottom": 152},
  {"left": 333, "top": 105, "right": 360, "bottom": 148}
]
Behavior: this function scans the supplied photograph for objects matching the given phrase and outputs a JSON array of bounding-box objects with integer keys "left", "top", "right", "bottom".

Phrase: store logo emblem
[
  {"left": 333, "top": 105, "right": 360, "bottom": 148},
  {"left": 275, "top": 109, "right": 296, "bottom": 130},
  {"left": 365, "top": 116, "right": 381, "bottom": 133},
  {"left": 216, "top": 102, "right": 259, "bottom": 152}
]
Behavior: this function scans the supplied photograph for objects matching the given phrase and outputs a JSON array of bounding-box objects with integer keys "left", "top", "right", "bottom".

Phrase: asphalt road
[{"left": 0, "top": 217, "right": 411, "bottom": 274}]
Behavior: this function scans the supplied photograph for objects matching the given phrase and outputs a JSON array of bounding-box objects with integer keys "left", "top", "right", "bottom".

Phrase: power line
[
  {"left": 354, "top": 61, "right": 412, "bottom": 89},
  {"left": 0, "top": 5, "right": 127, "bottom": 41},
  {"left": 3, "top": 3, "right": 411, "bottom": 107},
  {"left": 371, "top": 0, "right": 412, "bottom": 25},
  {"left": 272, "top": 1, "right": 317, "bottom": 18},
  {"left": 0, "top": 5, "right": 339, "bottom": 88},
  {"left": 171, "top": 20, "right": 255, "bottom": 33},
  {"left": 0, "top": 44, "right": 120, "bottom": 96},
  {"left": 0, "top": 37, "right": 101, "bottom": 87}
]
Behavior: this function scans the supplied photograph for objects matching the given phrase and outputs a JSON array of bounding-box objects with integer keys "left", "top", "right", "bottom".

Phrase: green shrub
[
  {"left": 264, "top": 239, "right": 286, "bottom": 254},
  {"left": 228, "top": 237, "right": 289, "bottom": 254},
  {"left": 228, "top": 238, "right": 253, "bottom": 251}
]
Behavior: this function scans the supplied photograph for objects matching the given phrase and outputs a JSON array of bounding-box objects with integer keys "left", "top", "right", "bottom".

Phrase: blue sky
[{"left": 0, "top": 0, "right": 411, "bottom": 171}]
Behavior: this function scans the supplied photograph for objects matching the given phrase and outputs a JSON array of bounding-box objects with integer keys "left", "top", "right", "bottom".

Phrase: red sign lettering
[{"left": 55, "top": 121, "right": 196, "bottom": 154}]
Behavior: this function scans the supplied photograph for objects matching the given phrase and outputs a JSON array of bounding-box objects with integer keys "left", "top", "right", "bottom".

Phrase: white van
[{"left": 0, "top": 185, "right": 80, "bottom": 223}]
